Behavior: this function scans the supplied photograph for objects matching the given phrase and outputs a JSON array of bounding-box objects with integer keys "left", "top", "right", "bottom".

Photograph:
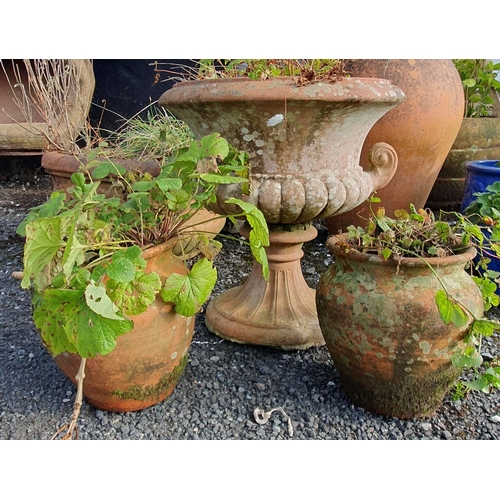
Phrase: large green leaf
[
  {"left": 160, "top": 258, "right": 217, "bottom": 316},
  {"left": 200, "top": 173, "right": 248, "bottom": 185},
  {"left": 107, "top": 271, "right": 161, "bottom": 316},
  {"left": 193, "top": 133, "right": 230, "bottom": 160},
  {"left": 75, "top": 308, "right": 134, "bottom": 358},
  {"left": 61, "top": 226, "right": 87, "bottom": 281},
  {"left": 90, "top": 161, "right": 127, "bottom": 179},
  {"left": 85, "top": 282, "right": 123, "bottom": 320},
  {"left": 452, "top": 349, "right": 483, "bottom": 368},
  {"left": 471, "top": 319, "right": 498, "bottom": 337},
  {"left": 156, "top": 178, "right": 183, "bottom": 193},
  {"left": 225, "top": 197, "right": 270, "bottom": 279},
  {"left": 21, "top": 217, "right": 65, "bottom": 290},
  {"left": 16, "top": 191, "right": 67, "bottom": 237},
  {"left": 435, "top": 289, "right": 469, "bottom": 327},
  {"left": 105, "top": 257, "right": 137, "bottom": 283},
  {"left": 33, "top": 288, "right": 85, "bottom": 356}
]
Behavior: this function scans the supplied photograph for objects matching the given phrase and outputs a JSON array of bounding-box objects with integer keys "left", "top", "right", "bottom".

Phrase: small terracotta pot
[
  {"left": 316, "top": 237, "right": 483, "bottom": 418},
  {"left": 54, "top": 239, "right": 195, "bottom": 412},
  {"left": 41, "top": 151, "right": 161, "bottom": 195}
]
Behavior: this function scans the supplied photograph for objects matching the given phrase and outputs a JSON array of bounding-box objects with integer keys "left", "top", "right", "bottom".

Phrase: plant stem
[{"left": 51, "top": 357, "right": 86, "bottom": 440}]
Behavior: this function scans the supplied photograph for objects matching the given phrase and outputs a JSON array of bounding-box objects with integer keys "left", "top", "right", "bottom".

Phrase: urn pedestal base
[{"left": 205, "top": 224, "right": 324, "bottom": 350}]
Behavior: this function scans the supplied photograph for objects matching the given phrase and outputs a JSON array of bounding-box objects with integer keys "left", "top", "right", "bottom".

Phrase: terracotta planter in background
[
  {"left": 316, "top": 236, "right": 483, "bottom": 418},
  {"left": 54, "top": 239, "right": 194, "bottom": 412},
  {"left": 325, "top": 59, "right": 464, "bottom": 234},
  {"left": 427, "top": 118, "right": 500, "bottom": 212}
]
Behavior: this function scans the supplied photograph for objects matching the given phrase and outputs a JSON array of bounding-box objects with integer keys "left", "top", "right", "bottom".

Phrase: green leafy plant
[
  {"left": 152, "top": 59, "right": 346, "bottom": 86},
  {"left": 18, "top": 133, "right": 269, "bottom": 438},
  {"left": 464, "top": 179, "right": 500, "bottom": 223},
  {"left": 343, "top": 197, "right": 500, "bottom": 394},
  {"left": 453, "top": 59, "right": 500, "bottom": 118},
  {"left": 462, "top": 179, "right": 500, "bottom": 294}
]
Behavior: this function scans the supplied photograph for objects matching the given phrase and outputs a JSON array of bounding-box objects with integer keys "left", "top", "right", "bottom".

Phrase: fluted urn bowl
[
  {"left": 159, "top": 77, "right": 406, "bottom": 224},
  {"left": 159, "top": 76, "right": 406, "bottom": 349}
]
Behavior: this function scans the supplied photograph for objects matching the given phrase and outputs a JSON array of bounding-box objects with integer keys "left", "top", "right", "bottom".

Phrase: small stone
[
  {"left": 258, "top": 365, "right": 273, "bottom": 375},
  {"left": 443, "top": 430, "right": 452, "bottom": 439},
  {"left": 490, "top": 415, "right": 500, "bottom": 423},
  {"left": 482, "top": 351, "right": 495, "bottom": 362},
  {"left": 209, "top": 356, "right": 220, "bottom": 362},
  {"left": 420, "top": 422, "right": 432, "bottom": 431}
]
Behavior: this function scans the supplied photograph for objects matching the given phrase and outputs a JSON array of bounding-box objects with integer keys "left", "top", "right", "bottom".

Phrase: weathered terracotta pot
[
  {"left": 325, "top": 59, "right": 464, "bottom": 233},
  {"left": 159, "top": 76, "right": 406, "bottom": 349},
  {"left": 427, "top": 117, "right": 500, "bottom": 211},
  {"left": 42, "top": 151, "right": 162, "bottom": 194},
  {"left": 316, "top": 237, "right": 483, "bottom": 418},
  {"left": 42, "top": 151, "right": 225, "bottom": 259},
  {"left": 54, "top": 239, "right": 195, "bottom": 412}
]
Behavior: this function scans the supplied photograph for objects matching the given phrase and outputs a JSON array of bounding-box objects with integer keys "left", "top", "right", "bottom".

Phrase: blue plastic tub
[
  {"left": 460, "top": 160, "right": 500, "bottom": 288},
  {"left": 461, "top": 160, "right": 500, "bottom": 212}
]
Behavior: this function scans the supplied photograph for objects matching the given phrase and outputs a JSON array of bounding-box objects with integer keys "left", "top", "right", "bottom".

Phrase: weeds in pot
[
  {"left": 108, "top": 105, "right": 194, "bottom": 163},
  {"left": 151, "top": 59, "right": 346, "bottom": 86}
]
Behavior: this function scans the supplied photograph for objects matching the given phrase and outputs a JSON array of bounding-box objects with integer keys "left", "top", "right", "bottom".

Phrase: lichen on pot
[
  {"left": 316, "top": 202, "right": 500, "bottom": 418},
  {"left": 317, "top": 241, "right": 482, "bottom": 418}
]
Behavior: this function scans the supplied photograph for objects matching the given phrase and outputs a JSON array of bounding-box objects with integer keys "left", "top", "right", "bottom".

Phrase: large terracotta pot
[
  {"left": 325, "top": 59, "right": 464, "bottom": 233},
  {"left": 159, "top": 76, "right": 406, "bottom": 349},
  {"left": 54, "top": 239, "right": 195, "bottom": 412},
  {"left": 0, "top": 59, "right": 95, "bottom": 154},
  {"left": 42, "top": 151, "right": 225, "bottom": 259},
  {"left": 316, "top": 237, "right": 483, "bottom": 418},
  {"left": 427, "top": 117, "right": 500, "bottom": 212}
]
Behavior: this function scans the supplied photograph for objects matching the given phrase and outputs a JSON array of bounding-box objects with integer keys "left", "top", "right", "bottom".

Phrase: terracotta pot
[
  {"left": 42, "top": 151, "right": 161, "bottom": 194},
  {"left": 325, "top": 59, "right": 464, "bottom": 233},
  {"left": 427, "top": 117, "right": 500, "bottom": 211},
  {"left": 316, "top": 237, "right": 483, "bottom": 418},
  {"left": 42, "top": 151, "right": 225, "bottom": 259},
  {"left": 159, "top": 76, "right": 406, "bottom": 349},
  {"left": 0, "top": 59, "right": 95, "bottom": 154},
  {"left": 159, "top": 77, "right": 405, "bottom": 224},
  {"left": 54, "top": 239, "right": 195, "bottom": 412}
]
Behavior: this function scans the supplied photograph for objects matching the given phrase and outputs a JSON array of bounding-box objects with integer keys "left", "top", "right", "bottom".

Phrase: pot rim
[
  {"left": 41, "top": 151, "right": 161, "bottom": 178},
  {"left": 465, "top": 160, "right": 500, "bottom": 173},
  {"left": 162, "top": 76, "right": 406, "bottom": 105},
  {"left": 141, "top": 238, "right": 179, "bottom": 260},
  {"left": 326, "top": 234, "right": 477, "bottom": 268}
]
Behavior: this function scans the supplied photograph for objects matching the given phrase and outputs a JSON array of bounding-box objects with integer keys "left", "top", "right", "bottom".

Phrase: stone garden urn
[{"left": 159, "top": 76, "right": 406, "bottom": 349}]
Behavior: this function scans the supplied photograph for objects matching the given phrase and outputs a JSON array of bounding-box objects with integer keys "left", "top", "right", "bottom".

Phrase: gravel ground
[{"left": 1, "top": 170, "right": 500, "bottom": 441}]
